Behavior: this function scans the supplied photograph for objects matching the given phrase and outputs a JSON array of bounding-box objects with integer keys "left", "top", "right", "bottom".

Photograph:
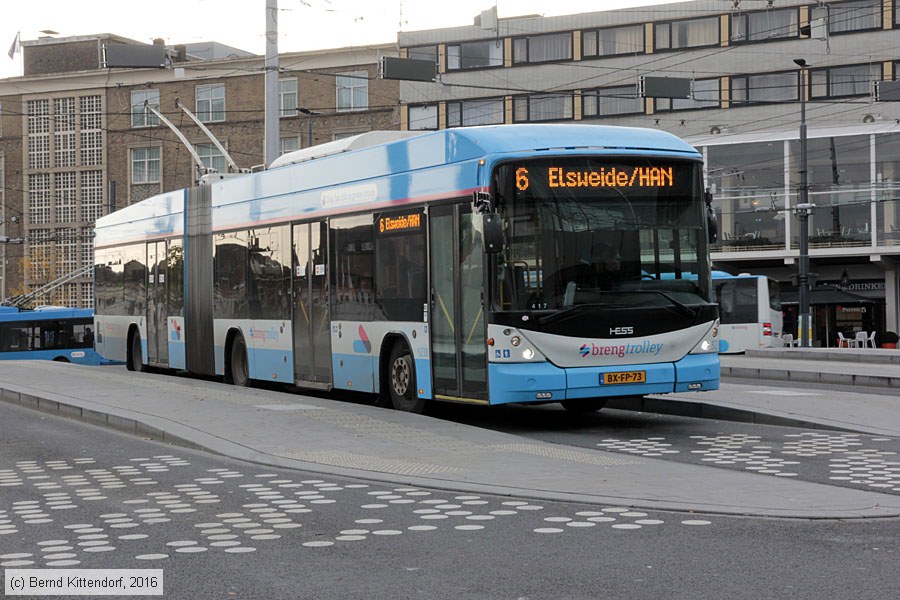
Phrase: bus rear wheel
[
  {"left": 127, "top": 331, "right": 145, "bottom": 372},
  {"left": 388, "top": 342, "right": 424, "bottom": 413},
  {"left": 228, "top": 334, "right": 250, "bottom": 387},
  {"left": 560, "top": 398, "right": 607, "bottom": 413}
]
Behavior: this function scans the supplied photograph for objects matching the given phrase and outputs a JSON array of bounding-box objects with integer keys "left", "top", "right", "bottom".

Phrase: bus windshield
[{"left": 492, "top": 157, "right": 710, "bottom": 313}]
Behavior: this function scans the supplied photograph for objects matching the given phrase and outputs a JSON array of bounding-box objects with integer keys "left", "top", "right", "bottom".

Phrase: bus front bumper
[{"left": 487, "top": 353, "right": 719, "bottom": 405}]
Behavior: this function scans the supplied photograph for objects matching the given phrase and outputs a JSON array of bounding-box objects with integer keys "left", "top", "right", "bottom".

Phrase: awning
[{"left": 781, "top": 285, "right": 874, "bottom": 305}]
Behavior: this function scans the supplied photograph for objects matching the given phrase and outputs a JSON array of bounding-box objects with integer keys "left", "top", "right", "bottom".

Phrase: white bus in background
[{"left": 713, "top": 272, "right": 783, "bottom": 353}]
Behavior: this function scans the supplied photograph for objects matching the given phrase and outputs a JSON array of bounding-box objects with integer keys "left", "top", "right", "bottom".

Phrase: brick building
[{"left": 0, "top": 33, "right": 399, "bottom": 305}]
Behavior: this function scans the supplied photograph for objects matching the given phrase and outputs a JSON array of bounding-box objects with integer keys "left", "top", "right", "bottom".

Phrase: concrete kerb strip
[
  {"left": 0, "top": 385, "right": 205, "bottom": 452},
  {"left": 3, "top": 382, "right": 900, "bottom": 520},
  {"left": 721, "top": 365, "right": 899, "bottom": 389}
]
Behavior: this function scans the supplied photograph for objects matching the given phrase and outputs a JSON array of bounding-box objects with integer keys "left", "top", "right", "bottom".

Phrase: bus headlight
[
  {"left": 522, "top": 348, "right": 535, "bottom": 360},
  {"left": 690, "top": 320, "right": 720, "bottom": 354}
]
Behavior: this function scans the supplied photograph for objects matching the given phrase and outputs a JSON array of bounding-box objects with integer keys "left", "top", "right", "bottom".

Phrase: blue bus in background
[
  {"left": 0, "top": 306, "right": 104, "bottom": 364},
  {"left": 94, "top": 124, "right": 720, "bottom": 414}
]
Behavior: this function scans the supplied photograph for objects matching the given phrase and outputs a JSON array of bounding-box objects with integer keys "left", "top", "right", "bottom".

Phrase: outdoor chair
[
  {"left": 855, "top": 331, "right": 869, "bottom": 348},
  {"left": 837, "top": 332, "right": 854, "bottom": 348},
  {"left": 783, "top": 334, "right": 798, "bottom": 348},
  {"left": 863, "top": 331, "right": 876, "bottom": 349}
]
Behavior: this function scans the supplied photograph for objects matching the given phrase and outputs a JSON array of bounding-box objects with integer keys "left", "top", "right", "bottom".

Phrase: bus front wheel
[
  {"left": 228, "top": 334, "right": 250, "bottom": 387},
  {"left": 127, "top": 331, "right": 145, "bottom": 372},
  {"left": 388, "top": 342, "right": 424, "bottom": 413}
]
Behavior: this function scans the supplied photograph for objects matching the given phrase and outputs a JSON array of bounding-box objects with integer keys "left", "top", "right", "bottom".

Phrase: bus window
[
  {"left": 715, "top": 280, "right": 757, "bottom": 324},
  {"left": 375, "top": 210, "right": 426, "bottom": 320},
  {"left": 332, "top": 215, "right": 376, "bottom": 320}
]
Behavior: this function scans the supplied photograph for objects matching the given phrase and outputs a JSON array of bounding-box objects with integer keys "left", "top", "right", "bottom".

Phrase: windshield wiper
[
  {"left": 631, "top": 290, "right": 700, "bottom": 320},
  {"left": 536, "top": 300, "right": 629, "bottom": 325}
]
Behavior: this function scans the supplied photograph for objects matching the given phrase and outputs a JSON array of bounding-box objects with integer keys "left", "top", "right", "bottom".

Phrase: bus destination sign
[
  {"left": 377, "top": 211, "right": 423, "bottom": 236},
  {"left": 515, "top": 165, "right": 675, "bottom": 191}
]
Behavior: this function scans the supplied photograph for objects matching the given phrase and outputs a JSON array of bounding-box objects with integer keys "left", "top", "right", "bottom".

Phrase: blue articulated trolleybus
[
  {"left": 0, "top": 306, "right": 102, "bottom": 364},
  {"left": 93, "top": 124, "right": 720, "bottom": 413}
]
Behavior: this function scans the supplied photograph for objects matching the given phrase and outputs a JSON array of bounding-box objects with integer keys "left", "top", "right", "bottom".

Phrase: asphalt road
[
  {"left": 429, "top": 386, "right": 900, "bottom": 497},
  {"left": 3, "top": 397, "right": 900, "bottom": 599}
]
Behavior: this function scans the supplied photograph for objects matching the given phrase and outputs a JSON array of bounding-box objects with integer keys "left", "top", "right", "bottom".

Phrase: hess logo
[{"left": 609, "top": 326, "right": 634, "bottom": 336}]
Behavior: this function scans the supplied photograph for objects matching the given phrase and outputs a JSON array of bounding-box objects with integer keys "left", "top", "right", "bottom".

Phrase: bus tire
[
  {"left": 228, "top": 334, "right": 250, "bottom": 387},
  {"left": 387, "top": 342, "right": 424, "bottom": 413},
  {"left": 560, "top": 398, "right": 607, "bottom": 413},
  {"left": 127, "top": 330, "right": 146, "bottom": 372}
]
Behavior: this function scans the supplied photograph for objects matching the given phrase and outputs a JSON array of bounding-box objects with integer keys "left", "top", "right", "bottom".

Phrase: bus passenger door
[
  {"left": 430, "top": 204, "right": 488, "bottom": 401},
  {"left": 146, "top": 241, "right": 168, "bottom": 365},
  {"left": 292, "top": 222, "right": 332, "bottom": 388}
]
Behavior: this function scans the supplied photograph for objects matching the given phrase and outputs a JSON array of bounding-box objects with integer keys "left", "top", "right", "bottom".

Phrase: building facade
[
  {"left": 0, "top": 34, "right": 400, "bottom": 306},
  {"left": 397, "top": 0, "right": 900, "bottom": 347}
]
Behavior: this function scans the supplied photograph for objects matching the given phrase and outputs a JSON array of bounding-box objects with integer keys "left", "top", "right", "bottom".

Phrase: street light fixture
[
  {"left": 793, "top": 58, "right": 814, "bottom": 347},
  {"left": 298, "top": 108, "right": 322, "bottom": 148}
]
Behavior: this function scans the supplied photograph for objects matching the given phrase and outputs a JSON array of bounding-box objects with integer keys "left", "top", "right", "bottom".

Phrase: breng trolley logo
[{"left": 579, "top": 341, "right": 664, "bottom": 358}]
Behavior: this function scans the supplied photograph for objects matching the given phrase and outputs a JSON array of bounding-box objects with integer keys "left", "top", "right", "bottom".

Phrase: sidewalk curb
[{"left": 720, "top": 365, "right": 900, "bottom": 389}]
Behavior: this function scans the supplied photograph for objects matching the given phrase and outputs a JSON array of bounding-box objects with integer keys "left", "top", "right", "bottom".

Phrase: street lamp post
[
  {"left": 794, "top": 58, "right": 814, "bottom": 348},
  {"left": 298, "top": 108, "right": 322, "bottom": 148}
]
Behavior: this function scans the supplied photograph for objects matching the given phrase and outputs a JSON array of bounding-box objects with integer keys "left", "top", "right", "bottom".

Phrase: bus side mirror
[
  {"left": 705, "top": 191, "right": 718, "bottom": 243},
  {"left": 481, "top": 213, "right": 503, "bottom": 254}
]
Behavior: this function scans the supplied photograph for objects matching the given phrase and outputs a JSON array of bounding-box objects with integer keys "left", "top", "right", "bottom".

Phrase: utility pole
[
  {"left": 264, "top": 0, "right": 280, "bottom": 167},
  {"left": 794, "top": 58, "right": 814, "bottom": 348}
]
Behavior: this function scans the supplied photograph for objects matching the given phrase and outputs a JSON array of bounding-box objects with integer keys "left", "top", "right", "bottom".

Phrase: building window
[
  {"left": 81, "top": 171, "right": 104, "bottom": 222},
  {"left": 53, "top": 97, "right": 76, "bottom": 169},
  {"left": 513, "top": 94, "right": 573, "bottom": 122},
  {"left": 280, "top": 137, "right": 299, "bottom": 155},
  {"left": 731, "top": 8, "right": 799, "bottom": 42},
  {"left": 731, "top": 71, "right": 798, "bottom": 105},
  {"left": 656, "top": 78, "right": 720, "bottom": 111},
  {"left": 407, "top": 45, "right": 437, "bottom": 64},
  {"left": 279, "top": 78, "right": 298, "bottom": 118},
  {"left": 131, "top": 90, "right": 160, "bottom": 128},
  {"left": 512, "top": 33, "right": 572, "bottom": 64},
  {"left": 336, "top": 71, "right": 368, "bottom": 112},
  {"left": 55, "top": 172, "right": 78, "bottom": 223},
  {"left": 812, "top": 63, "right": 882, "bottom": 98},
  {"left": 446, "top": 98, "right": 504, "bottom": 127},
  {"left": 408, "top": 104, "right": 438, "bottom": 130},
  {"left": 26, "top": 99, "right": 50, "bottom": 169},
  {"left": 196, "top": 84, "right": 225, "bottom": 123},
  {"left": 825, "top": 0, "right": 880, "bottom": 34},
  {"left": 28, "top": 174, "right": 51, "bottom": 225},
  {"left": 446, "top": 40, "right": 503, "bottom": 70},
  {"left": 582, "top": 25, "right": 644, "bottom": 58},
  {"left": 655, "top": 16, "right": 719, "bottom": 51},
  {"left": 27, "top": 132, "right": 50, "bottom": 170},
  {"left": 57, "top": 228, "right": 77, "bottom": 275},
  {"left": 196, "top": 143, "right": 226, "bottom": 174},
  {"left": 80, "top": 95, "right": 103, "bottom": 166},
  {"left": 582, "top": 86, "right": 643, "bottom": 117},
  {"left": 131, "top": 147, "right": 161, "bottom": 184}
]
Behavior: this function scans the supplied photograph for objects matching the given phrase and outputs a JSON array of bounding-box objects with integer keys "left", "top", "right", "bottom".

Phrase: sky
[{"left": 1, "top": 0, "right": 681, "bottom": 79}]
